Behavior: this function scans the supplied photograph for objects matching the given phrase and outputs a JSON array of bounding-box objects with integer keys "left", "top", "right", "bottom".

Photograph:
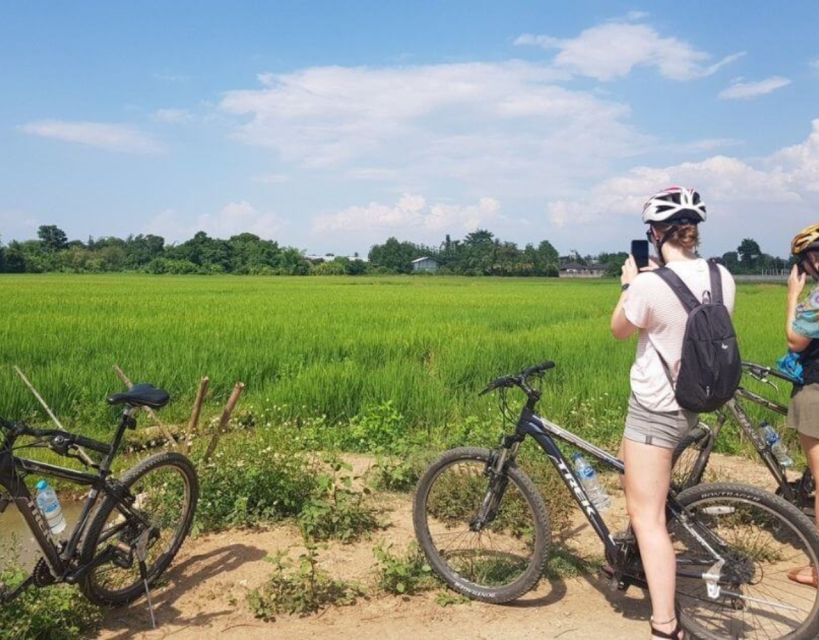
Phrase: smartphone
[{"left": 631, "top": 239, "right": 649, "bottom": 270}]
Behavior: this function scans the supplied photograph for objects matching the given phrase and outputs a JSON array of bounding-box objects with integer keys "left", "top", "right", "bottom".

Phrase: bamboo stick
[
  {"left": 201, "top": 382, "right": 245, "bottom": 465},
  {"left": 185, "top": 376, "right": 209, "bottom": 454},
  {"left": 113, "top": 364, "right": 178, "bottom": 448},
  {"left": 14, "top": 366, "right": 95, "bottom": 466}
]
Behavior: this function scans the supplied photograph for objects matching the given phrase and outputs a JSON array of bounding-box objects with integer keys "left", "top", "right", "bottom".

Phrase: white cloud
[
  {"left": 252, "top": 173, "right": 291, "bottom": 184},
  {"left": 718, "top": 76, "right": 791, "bottom": 100},
  {"left": 146, "top": 201, "right": 285, "bottom": 241},
  {"left": 811, "top": 58, "right": 819, "bottom": 72},
  {"left": 515, "top": 23, "right": 743, "bottom": 81},
  {"left": 312, "top": 194, "right": 501, "bottom": 240},
  {"left": 20, "top": 120, "right": 162, "bottom": 154},
  {"left": 153, "top": 108, "right": 192, "bottom": 124},
  {"left": 544, "top": 119, "right": 819, "bottom": 254},
  {"left": 625, "top": 10, "right": 650, "bottom": 21},
  {"left": 219, "top": 62, "right": 646, "bottom": 194}
]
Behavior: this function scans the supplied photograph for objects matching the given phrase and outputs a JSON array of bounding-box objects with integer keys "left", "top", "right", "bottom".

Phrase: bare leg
[{"left": 623, "top": 438, "right": 681, "bottom": 639}]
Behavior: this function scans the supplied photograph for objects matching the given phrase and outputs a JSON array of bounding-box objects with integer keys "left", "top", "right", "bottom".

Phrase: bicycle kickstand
[{"left": 135, "top": 530, "right": 157, "bottom": 630}]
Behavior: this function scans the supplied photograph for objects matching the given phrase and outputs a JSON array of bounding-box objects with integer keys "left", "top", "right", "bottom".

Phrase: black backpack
[{"left": 653, "top": 260, "right": 741, "bottom": 413}]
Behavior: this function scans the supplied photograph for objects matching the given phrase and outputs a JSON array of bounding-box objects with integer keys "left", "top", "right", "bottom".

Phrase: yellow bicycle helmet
[{"left": 791, "top": 223, "right": 819, "bottom": 255}]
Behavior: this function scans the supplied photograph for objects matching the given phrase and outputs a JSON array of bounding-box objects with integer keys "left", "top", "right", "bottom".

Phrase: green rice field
[{"left": 0, "top": 274, "right": 793, "bottom": 444}]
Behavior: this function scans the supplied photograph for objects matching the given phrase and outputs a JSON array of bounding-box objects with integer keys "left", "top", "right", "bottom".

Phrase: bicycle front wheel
[
  {"left": 673, "top": 483, "right": 819, "bottom": 640},
  {"left": 79, "top": 452, "right": 199, "bottom": 606},
  {"left": 413, "top": 447, "right": 550, "bottom": 603}
]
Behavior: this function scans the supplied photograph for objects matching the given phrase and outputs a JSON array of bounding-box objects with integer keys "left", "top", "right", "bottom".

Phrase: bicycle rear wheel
[
  {"left": 672, "top": 483, "right": 819, "bottom": 640},
  {"left": 413, "top": 447, "right": 550, "bottom": 603},
  {"left": 79, "top": 452, "right": 199, "bottom": 605},
  {"left": 670, "top": 423, "right": 712, "bottom": 493}
]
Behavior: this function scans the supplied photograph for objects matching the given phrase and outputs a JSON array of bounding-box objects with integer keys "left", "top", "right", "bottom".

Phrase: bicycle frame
[
  {"left": 0, "top": 407, "right": 145, "bottom": 595},
  {"left": 510, "top": 402, "right": 724, "bottom": 580}
]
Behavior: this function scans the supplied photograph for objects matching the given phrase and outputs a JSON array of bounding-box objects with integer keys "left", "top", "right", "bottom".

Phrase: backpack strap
[
  {"left": 707, "top": 259, "right": 724, "bottom": 305},
  {"left": 652, "top": 267, "right": 700, "bottom": 312}
]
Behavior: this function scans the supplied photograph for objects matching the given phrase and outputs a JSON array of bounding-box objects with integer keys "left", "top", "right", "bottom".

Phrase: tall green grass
[{"left": 0, "top": 274, "right": 792, "bottom": 444}]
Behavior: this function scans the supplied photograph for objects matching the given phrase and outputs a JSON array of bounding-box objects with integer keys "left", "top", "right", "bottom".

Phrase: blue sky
[{"left": 2, "top": 1, "right": 818, "bottom": 257}]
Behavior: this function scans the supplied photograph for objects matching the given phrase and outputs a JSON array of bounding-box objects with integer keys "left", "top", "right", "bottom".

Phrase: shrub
[
  {"left": 298, "top": 456, "right": 382, "bottom": 542},
  {"left": 367, "top": 452, "right": 430, "bottom": 492},
  {"left": 373, "top": 543, "right": 438, "bottom": 595},
  {"left": 0, "top": 567, "right": 102, "bottom": 640},
  {"left": 246, "top": 543, "right": 361, "bottom": 621},
  {"left": 194, "top": 433, "right": 317, "bottom": 531}
]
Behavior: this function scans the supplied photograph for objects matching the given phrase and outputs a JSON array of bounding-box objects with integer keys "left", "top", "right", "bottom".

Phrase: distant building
[
  {"left": 558, "top": 262, "right": 605, "bottom": 278},
  {"left": 411, "top": 256, "right": 439, "bottom": 273}
]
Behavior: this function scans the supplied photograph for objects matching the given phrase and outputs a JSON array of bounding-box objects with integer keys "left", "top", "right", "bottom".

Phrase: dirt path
[{"left": 96, "top": 452, "right": 780, "bottom": 640}]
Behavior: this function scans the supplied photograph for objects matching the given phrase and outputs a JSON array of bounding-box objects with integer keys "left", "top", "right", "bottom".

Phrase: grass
[{"left": 0, "top": 274, "right": 794, "bottom": 452}]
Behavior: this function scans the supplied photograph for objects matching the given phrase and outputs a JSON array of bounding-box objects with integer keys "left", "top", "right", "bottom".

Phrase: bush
[
  {"left": 194, "top": 432, "right": 317, "bottom": 531},
  {"left": 367, "top": 452, "right": 430, "bottom": 492},
  {"left": 0, "top": 567, "right": 102, "bottom": 640},
  {"left": 373, "top": 543, "right": 438, "bottom": 595},
  {"left": 246, "top": 543, "right": 361, "bottom": 621},
  {"left": 298, "top": 456, "right": 382, "bottom": 542},
  {"left": 338, "top": 401, "right": 407, "bottom": 453}
]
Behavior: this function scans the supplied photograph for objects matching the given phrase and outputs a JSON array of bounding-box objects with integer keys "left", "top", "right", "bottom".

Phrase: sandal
[
  {"left": 650, "top": 615, "right": 683, "bottom": 639},
  {"left": 787, "top": 565, "right": 818, "bottom": 587}
]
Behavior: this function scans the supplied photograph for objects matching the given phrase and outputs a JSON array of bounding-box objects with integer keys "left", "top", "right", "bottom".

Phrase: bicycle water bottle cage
[{"left": 107, "top": 384, "right": 170, "bottom": 410}]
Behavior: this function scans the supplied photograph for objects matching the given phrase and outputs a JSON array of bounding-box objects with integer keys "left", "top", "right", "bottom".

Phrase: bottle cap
[
  {"left": 36, "top": 479, "right": 48, "bottom": 491},
  {"left": 571, "top": 452, "right": 582, "bottom": 461}
]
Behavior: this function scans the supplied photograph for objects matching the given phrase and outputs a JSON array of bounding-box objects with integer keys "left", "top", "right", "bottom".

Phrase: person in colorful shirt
[{"left": 786, "top": 222, "right": 819, "bottom": 587}]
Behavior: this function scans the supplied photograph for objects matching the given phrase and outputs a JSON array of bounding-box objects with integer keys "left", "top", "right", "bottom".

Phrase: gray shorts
[
  {"left": 624, "top": 394, "right": 698, "bottom": 449},
  {"left": 787, "top": 383, "right": 819, "bottom": 439}
]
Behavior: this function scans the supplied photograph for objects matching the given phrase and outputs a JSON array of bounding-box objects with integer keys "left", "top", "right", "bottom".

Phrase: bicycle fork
[{"left": 471, "top": 437, "right": 523, "bottom": 531}]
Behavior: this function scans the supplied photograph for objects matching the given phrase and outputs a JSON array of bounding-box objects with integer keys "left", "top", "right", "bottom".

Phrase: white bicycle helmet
[{"left": 642, "top": 186, "right": 707, "bottom": 225}]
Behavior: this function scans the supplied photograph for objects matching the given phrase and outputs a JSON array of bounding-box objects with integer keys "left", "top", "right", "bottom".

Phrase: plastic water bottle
[
  {"left": 572, "top": 453, "right": 611, "bottom": 511},
  {"left": 35, "top": 479, "right": 66, "bottom": 535},
  {"left": 760, "top": 423, "right": 794, "bottom": 468}
]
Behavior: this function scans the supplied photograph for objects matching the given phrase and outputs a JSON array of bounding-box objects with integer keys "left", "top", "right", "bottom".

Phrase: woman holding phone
[
  {"left": 785, "top": 223, "right": 819, "bottom": 587},
  {"left": 610, "top": 187, "right": 736, "bottom": 639}
]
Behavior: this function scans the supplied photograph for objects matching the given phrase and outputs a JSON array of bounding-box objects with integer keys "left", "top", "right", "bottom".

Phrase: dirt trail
[{"left": 96, "top": 452, "right": 779, "bottom": 640}]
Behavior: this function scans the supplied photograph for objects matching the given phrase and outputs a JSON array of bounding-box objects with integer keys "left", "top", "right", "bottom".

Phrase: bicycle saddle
[{"left": 107, "top": 384, "right": 170, "bottom": 409}]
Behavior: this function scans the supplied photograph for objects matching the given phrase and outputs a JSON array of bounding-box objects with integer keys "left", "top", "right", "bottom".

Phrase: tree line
[{"left": 0, "top": 225, "right": 792, "bottom": 276}]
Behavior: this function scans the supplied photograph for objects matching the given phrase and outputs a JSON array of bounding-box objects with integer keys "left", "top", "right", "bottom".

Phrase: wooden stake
[
  {"left": 202, "top": 382, "right": 245, "bottom": 465},
  {"left": 185, "top": 376, "right": 209, "bottom": 454},
  {"left": 14, "top": 366, "right": 95, "bottom": 466},
  {"left": 113, "top": 364, "right": 178, "bottom": 448}
]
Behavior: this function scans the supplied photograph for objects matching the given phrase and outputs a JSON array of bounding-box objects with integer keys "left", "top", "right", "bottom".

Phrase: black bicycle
[
  {"left": 0, "top": 384, "right": 198, "bottom": 621},
  {"left": 413, "top": 362, "right": 819, "bottom": 640},
  {"left": 672, "top": 361, "right": 815, "bottom": 516}
]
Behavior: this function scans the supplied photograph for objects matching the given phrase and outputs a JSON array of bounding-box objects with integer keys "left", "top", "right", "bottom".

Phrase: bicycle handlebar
[
  {"left": 0, "top": 419, "right": 111, "bottom": 455},
  {"left": 741, "top": 361, "right": 801, "bottom": 386},
  {"left": 479, "top": 361, "right": 555, "bottom": 396}
]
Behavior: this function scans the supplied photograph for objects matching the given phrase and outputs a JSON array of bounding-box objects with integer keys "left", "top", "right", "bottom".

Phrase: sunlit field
[{"left": 0, "top": 274, "right": 792, "bottom": 444}]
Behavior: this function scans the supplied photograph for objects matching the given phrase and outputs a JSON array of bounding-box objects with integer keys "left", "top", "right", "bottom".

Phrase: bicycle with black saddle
[
  {"left": 413, "top": 362, "right": 819, "bottom": 640},
  {"left": 672, "top": 361, "right": 814, "bottom": 516},
  {"left": 0, "top": 384, "right": 198, "bottom": 621}
]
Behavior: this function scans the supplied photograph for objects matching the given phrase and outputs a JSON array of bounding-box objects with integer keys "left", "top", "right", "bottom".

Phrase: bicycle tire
[
  {"left": 79, "top": 452, "right": 199, "bottom": 606},
  {"left": 670, "top": 424, "right": 712, "bottom": 493},
  {"left": 672, "top": 482, "right": 819, "bottom": 640},
  {"left": 413, "top": 447, "right": 550, "bottom": 603}
]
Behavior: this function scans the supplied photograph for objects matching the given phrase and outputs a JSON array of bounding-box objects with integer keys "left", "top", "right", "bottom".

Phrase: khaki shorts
[
  {"left": 787, "top": 383, "right": 819, "bottom": 439},
  {"left": 624, "top": 393, "right": 698, "bottom": 449}
]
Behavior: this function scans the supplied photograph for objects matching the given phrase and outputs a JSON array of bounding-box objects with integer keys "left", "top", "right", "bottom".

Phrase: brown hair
[{"left": 652, "top": 222, "right": 700, "bottom": 252}]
